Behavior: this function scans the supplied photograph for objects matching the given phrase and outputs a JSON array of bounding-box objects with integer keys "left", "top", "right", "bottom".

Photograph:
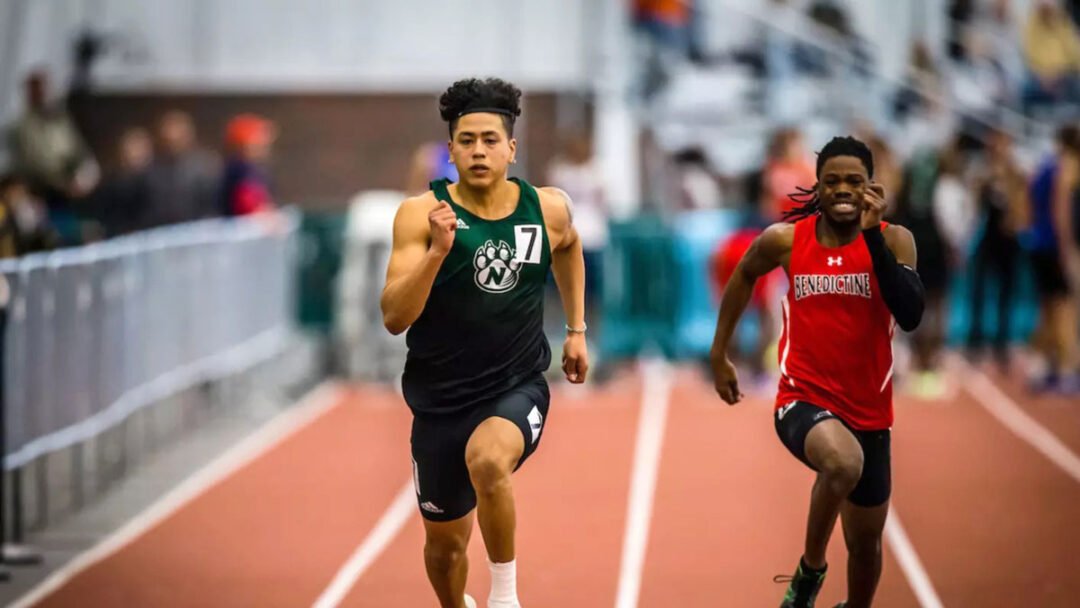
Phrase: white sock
[{"left": 488, "top": 559, "right": 518, "bottom": 605}]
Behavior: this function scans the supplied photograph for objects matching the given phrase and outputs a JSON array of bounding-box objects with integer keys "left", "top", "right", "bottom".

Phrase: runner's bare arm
[
  {"left": 381, "top": 194, "right": 456, "bottom": 335},
  {"left": 710, "top": 223, "right": 793, "bottom": 404},
  {"left": 540, "top": 186, "right": 588, "bottom": 383}
]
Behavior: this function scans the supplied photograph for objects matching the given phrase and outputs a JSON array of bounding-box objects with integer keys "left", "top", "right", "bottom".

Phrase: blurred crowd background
[{"left": 2, "top": 0, "right": 1080, "bottom": 409}]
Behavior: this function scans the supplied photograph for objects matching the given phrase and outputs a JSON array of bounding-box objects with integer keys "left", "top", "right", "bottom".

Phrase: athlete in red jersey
[
  {"left": 710, "top": 137, "right": 924, "bottom": 608},
  {"left": 775, "top": 212, "right": 895, "bottom": 431}
]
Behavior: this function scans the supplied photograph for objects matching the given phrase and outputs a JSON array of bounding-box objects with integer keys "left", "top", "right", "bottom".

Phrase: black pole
[
  {"left": 11, "top": 468, "right": 22, "bottom": 543},
  {"left": 0, "top": 275, "right": 40, "bottom": 568},
  {"left": 0, "top": 276, "right": 14, "bottom": 578}
]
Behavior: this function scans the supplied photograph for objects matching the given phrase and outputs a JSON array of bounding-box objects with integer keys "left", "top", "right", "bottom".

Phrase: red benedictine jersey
[{"left": 775, "top": 215, "right": 896, "bottom": 430}]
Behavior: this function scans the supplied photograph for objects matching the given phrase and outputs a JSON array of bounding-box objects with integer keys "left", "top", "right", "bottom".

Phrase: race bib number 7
[{"left": 514, "top": 225, "right": 543, "bottom": 264}]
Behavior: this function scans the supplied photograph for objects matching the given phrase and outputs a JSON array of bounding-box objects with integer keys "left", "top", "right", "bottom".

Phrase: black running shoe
[{"left": 775, "top": 559, "right": 827, "bottom": 608}]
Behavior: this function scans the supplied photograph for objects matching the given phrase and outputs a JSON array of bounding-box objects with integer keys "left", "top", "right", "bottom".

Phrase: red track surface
[{"left": 19, "top": 367, "right": 1080, "bottom": 607}]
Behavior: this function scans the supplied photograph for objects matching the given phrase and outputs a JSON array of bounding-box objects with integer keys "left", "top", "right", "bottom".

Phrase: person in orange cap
[{"left": 221, "top": 113, "right": 276, "bottom": 217}]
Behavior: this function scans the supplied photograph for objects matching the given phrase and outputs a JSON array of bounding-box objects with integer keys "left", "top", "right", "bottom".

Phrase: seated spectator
[
  {"left": 894, "top": 41, "right": 943, "bottom": 121},
  {"left": 980, "top": 0, "right": 1026, "bottom": 105},
  {"left": 948, "top": 29, "right": 1011, "bottom": 119},
  {"left": 1022, "top": 0, "right": 1080, "bottom": 112},
  {"left": 948, "top": 0, "right": 976, "bottom": 62},
  {"left": 145, "top": 110, "right": 220, "bottom": 227},
  {"left": 632, "top": 0, "right": 696, "bottom": 98},
  {"left": 798, "top": 0, "right": 869, "bottom": 77}
]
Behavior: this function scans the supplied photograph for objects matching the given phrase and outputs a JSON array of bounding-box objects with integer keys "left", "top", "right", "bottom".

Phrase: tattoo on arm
[{"left": 546, "top": 187, "right": 574, "bottom": 225}]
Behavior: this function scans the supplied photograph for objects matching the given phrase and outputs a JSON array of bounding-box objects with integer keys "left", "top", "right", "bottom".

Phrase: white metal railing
[{"left": 0, "top": 214, "right": 296, "bottom": 470}]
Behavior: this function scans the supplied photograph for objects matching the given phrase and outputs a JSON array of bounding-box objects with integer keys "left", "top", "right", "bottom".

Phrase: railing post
[{"left": 0, "top": 274, "right": 38, "bottom": 570}]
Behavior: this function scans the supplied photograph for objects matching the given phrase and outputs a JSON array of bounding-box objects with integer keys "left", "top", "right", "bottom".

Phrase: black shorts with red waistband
[{"left": 774, "top": 400, "right": 891, "bottom": 507}]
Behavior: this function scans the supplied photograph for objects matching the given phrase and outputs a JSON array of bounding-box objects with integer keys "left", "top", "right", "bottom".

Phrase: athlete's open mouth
[{"left": 469, "top": 165, "right": 490, "bottom": 174}]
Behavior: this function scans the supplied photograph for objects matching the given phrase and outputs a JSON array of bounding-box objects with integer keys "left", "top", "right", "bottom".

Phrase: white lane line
[
  {"left": 312, "top": 480, "right": 416, "bottom": 608},
  {"left": 11, "top": 382, "right": 345, "bottom": 608},
  {"left": 614, "top": 358, "right": 674, "bottom": 608},
  {"left": 885, "top": 507, "right": 945, "bottom": 608},
  {"left": 960, "top": 361, "right": 1080, "bottom": 483}
]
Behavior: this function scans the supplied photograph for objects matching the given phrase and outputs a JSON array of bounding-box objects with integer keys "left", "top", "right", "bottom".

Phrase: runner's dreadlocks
[{"left": 782, "top": 136, "right": 875, "bottom": 222}]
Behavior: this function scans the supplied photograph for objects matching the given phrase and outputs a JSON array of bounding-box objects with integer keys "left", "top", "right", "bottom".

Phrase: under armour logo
[{"left": 827, "top": 256, "right": 843, "bottom": 267}]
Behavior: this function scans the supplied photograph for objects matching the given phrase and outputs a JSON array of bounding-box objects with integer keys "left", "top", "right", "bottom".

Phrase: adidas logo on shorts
[
  {"left": 527, "top": 406, "right": 543, "bottom": 445},
  {"left": 420, "top": 501, "right": 444, "bottom": 514}
]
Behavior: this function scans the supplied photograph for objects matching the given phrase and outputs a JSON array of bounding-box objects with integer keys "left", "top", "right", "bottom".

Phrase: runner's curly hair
[{"left": 439, "top": 77, "right": 523, "bottom": 138}]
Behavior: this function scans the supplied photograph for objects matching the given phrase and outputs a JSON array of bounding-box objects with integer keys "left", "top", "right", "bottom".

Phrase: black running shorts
[
  {"left": 410, "top": 373, "right": 550, "bottom": 522},
  {"left": 1031, "top": 250, "right": 1071, "bottom": 297},
  {"left": 774, "top": 401, "right": 891, "bottom": 507}
]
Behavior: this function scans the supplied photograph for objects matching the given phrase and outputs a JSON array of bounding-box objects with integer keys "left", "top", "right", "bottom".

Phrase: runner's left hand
[
  {"left": 562, "top": 333, "right": 589, "bottom": 384},
  {"left": 861, "top": 182, "right": 887, "bottom": 230}
]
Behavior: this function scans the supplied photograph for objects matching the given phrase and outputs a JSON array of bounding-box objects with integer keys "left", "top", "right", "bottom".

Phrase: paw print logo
[{"left": 474, "top": 240, "right": 521, "bottom": 293}]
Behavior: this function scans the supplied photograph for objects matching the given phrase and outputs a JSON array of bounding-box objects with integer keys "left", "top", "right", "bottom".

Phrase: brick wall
[{"left": 71, "top": 92, "right": 583, "bottom": 210}]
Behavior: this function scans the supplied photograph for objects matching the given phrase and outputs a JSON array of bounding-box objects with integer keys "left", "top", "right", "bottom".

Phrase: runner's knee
[
  {"left": 820, "top": 451, "right": 863, "bottom": 495},
  {"left": 466, "top": 451, "right": 513, "bottom": 497}
]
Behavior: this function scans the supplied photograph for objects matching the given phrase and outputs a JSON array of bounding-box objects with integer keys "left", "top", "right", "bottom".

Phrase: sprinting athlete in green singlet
[{"left": 381, "top": 77, "right": 588, "bottom": 608}]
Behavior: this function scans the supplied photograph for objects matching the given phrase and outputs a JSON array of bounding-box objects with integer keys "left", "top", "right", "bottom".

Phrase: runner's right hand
[
  {"left": 712, "top": 356, "right": 743, "bottom": 405},
  {"left": 428, "top": 201, "right": 457, "bottom": 257}
]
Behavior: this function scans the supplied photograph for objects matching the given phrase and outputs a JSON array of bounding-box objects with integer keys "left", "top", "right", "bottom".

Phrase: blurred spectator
[
  {"left": 948, "top": 29, "right": 1011, "bottom": 119},
  {"left": 864, "top": 133, "right": 902, "bottom": 211},
  {"left": 798, "top": 0, "right": 869, "bottom": 78},
  {"left": 546, "top": 134, "right": 608, "bottom": 305},
  {"left": 760, "top": 0, "right": 801, "bottom": 122},
  {"left": 894, "top": 41, "right": 943, "bottom": 121},
  {"left": 805, "top": 0, "right": 850, "bottom": 39},
  {"left": 930, "top": 141, "right": 978, "bottom": 386},
  {"left": 0, "top": 181, "right": 21, "bottom": 259},
  {"left": 405, "top": 141, "right": 458, "bottom": 196},
  {"left": 1025, "top": 124, "right": 1080, "bottom": 391},
  {"left": 7, "top": 71, "right": 99, "bottom": 244},
  {"left": 1022, "top": 0, "right": 1080, "bottom": 113},
  {"left": 894, "top": 143, "right": 952, "bottom": 398},
  {"left": 760, "top": 128, "right": 815, "bottom": 222},
  {"left": 632, "top": 0, "right": 698, "bottom": 98},
  {"left": 967, "top": 128, "right": 1027, "bottom": 368},
  {"left": 221, "top": 114, "right": 276, "bottom": 217},
  {"left": 980, "top": 0, "right": 1026, "bottom": 103},
  {"left": 0, "top": 174, "right": 57, "bottom": 256},
  {"left": 672, "top": 147, "right": 722, "bottom": 210},
  {"left": 1068, "top": 0, "right": 1080, "bottom": 26},
  {"left": 633, "top": 0, "right": 692, "bottom": 55},
  {"left": 947, "top": 0, "right": 976, "bottom": 62},
  {"left": 933, "top": 142, "right": 977, "bottom": 265},
  {"left": 92, "top": 127, "right": 153, "bottom": 237},
  {"left": 145, "top": 111, "right": 219, "bottom": 227}
]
